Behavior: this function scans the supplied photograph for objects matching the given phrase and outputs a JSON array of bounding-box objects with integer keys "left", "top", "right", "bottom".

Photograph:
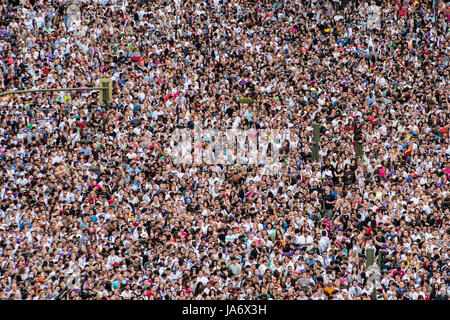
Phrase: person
[
  {"left": 434, "top": 287, "right": 449, "bottom": 301},
  {"left": 227, "top": 258, "right": 242, "bottom": 277},
  {"left": 0, "top": 0, "right": 448, "bottom": 301},
  {"left": 322, "top": 186, "right": 337, "bottom": 218}
]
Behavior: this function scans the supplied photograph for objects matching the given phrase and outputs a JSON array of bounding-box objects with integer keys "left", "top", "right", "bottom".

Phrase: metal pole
[
  {"left": 312, "top": 122, "right": 320, "bottom": 162},
  {"left": 0, "top": 87, "right": 104, "bottom": 97},
  {"left": 312, "top": 143, "right": 319, "bottom": 162},
  {"left": 377, "top": 250, "right": 382, "bottom": 269},
  {"left": 355, "top": 141, "right": 363, "bottom": 159},
  {"left": 433, "top": 0, "right": 438, "bottom": 26},
  {"left": 366, "top": 248, "right": 377, "bottom": 300},
  {"left": 366, "top": 248, "right": 374, "bottom": 268}
]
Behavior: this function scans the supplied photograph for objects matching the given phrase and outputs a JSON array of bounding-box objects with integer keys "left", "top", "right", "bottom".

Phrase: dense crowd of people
[{"left": 0, "top": 0, "right": 449, "bottom": 300}]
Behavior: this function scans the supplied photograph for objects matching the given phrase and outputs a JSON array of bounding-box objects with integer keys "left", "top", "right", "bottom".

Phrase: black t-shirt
[
  {"left": 323, "top": 192, "right": 336, "bottom": 210},
  {"left": 283, "top": 243, "right": 292, "bottom": 253},
  {"left": 250, "top": 248, "right": 260, "bottom": 258},
  {"left": 344, "top": 170, "right": 355, "bottom": 184},
  {"left": 375, "top": 235, "right": 386, "bottom": 250},
  {"left": 191, "top": 264, "right": 201, "bottom": 273},
  {"left": 309, "top": 186, "right": 322, "bottom": 194}
]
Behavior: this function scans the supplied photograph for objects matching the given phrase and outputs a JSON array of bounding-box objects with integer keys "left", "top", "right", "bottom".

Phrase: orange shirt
[{"left": 325, "top": 286, "right": 336, "bottom": 295}]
